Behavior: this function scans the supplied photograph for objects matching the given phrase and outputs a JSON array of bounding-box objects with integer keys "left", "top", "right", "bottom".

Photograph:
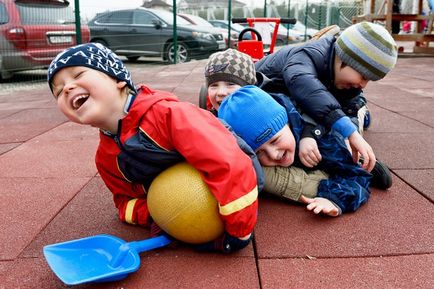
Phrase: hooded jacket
[
  {"left": 255, "top": 36, "right": 363, "bottom": 138},
  {"left": 95, "top": 85, "right": 260, "bottom": 238},
  {"left": 270, "top": 92, "right": 371, "bottom": 213}
]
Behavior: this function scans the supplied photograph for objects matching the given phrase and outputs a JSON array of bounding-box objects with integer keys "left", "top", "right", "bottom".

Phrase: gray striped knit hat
[
  {"left": 335, "top": 22, "right": 398, "bottom": 81},
  {"left": 205, "top": 48, "right": 256, "bottom": 87}
]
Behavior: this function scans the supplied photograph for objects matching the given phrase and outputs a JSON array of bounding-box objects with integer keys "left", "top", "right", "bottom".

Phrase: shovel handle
[
  {"left": 130, "top": 235, "right": 172, "bottom": 253},
  {"left": 111, "top": 235, "right": 172, "bottom": 267}
]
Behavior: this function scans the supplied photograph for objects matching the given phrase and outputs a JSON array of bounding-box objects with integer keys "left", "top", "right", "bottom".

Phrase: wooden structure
[{"left": 353, "top": 0, "right": 434, "bottom": 54}]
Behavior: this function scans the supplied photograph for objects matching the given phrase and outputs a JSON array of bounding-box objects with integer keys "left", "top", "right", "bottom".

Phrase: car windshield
[
  {"left": 213, "top": 21, "right": 245, "bottom": 33},
  {"left": 154, "top": 9, "right": 191, "bottom": 26},
  {"left": 269, "top": 23, "right": 288, "bottom": 33},
  {"left": 188, "top": 15, "right": 213, "bottom": 27},
  {"left": 16, "top": 3, "right": 75, "bottom": 24},
  {"left": 293, "top": 22, "right": 305, "bottom": 31},
  {"left": 231, "top": 23, "right": 245, "bottom": 32}
]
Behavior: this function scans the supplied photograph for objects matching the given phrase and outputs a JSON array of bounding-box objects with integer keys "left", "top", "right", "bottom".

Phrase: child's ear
[{"left": 116, "top": 81, "right": 127, "bottom": 89}]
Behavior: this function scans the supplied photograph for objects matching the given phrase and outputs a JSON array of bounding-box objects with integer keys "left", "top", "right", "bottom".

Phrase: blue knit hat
[
  {"left": 335, "top": 22, "right": 398, "bottom": 81},
  {"left": 47, "top": 43, "right": 135, "bottom": 92},
  {"left": 219, "top": 85, "right": 288, "bottom": 151}
]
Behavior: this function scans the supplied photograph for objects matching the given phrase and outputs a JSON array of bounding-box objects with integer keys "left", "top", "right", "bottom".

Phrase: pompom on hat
[
  {"left": 205, "top": 48, "right": 256, "bottom": 87},
  {"left": 335, "top": 21, "right": 398, "bottom": 81},
  {"left": 218, "top": 85, "right": 288, "bottom": 151},
  {"left": 47, "top": 43, "right": 135, "bottom": 92}
]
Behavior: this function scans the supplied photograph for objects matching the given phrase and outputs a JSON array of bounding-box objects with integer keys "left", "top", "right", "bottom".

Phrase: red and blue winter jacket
[{"left": 95, "top": 85, "right": 259, "bottom": 238}]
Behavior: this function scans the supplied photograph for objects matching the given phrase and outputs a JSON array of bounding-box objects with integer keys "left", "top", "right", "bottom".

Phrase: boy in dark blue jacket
[
  {"left": 255, "top": 22, "right": 397, "bottom": 189},
  {"left": 219, "top": 85, "right": 371, "bottom": 216}
]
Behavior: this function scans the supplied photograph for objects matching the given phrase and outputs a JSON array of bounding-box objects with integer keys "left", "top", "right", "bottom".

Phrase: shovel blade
[{"left": 43, "top": 234, "right": 140, "bottom": 285}]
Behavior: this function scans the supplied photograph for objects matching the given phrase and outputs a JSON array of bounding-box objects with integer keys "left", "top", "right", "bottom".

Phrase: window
[
  {"left": 213, "top": 22, "right": 224, "bottom": 29},
  {"left": 100, "top": 11, "right": 133, "bottom": 25},
  {"left": 0, "top": 3, "right": 8, "bottom": 24},
  {"left": 16, "top": 3, "right": 75, "bottom": 25},
  {"left": 154, "top": 10, "right": 190, "bottom": 26},
  {"left": 133, "top": 11, "right": 159, "bottom": 25}
]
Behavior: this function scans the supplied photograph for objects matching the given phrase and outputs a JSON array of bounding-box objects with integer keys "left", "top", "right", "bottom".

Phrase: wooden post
[
  {"left": 386, "top": 0, "right": 393, "bottom": 32},
  {"left": 370, "top": 0, "right": 375, "bottom": 14}
]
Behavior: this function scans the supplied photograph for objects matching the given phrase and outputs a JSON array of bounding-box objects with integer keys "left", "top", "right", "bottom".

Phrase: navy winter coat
[
  {"left": 255, "top": 36, "right": 365, "bottom": 134},
  {"left": 271, "top": 92, "right": 371, "bottom": 214}
]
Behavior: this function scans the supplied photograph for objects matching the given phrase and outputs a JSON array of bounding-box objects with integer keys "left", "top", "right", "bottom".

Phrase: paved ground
[{"left": 0, "top": 53, "right": 433, "bottom": 289}]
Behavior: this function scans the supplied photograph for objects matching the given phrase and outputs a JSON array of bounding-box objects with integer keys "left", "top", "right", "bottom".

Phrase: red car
[{"left": 0, "top": 0, "right": 90, "bottom": 79}]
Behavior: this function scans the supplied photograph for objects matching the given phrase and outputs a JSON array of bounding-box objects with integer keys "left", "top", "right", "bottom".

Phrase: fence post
[
  {"left": 228, "top": 0, "right": 232, "bottom": 48},
  {"left": 304, "top": 0, "right": 309, "bottom": 42},
  {"left": 287, "top": 0, "right": 291, "bottom": 45},
  {"left": 173, "top": 0, "right": 178, "bottom": 64},
  {"left": 264, "top": 0, "right": 267, "bottom": 17},
  {"left": 74, "top": 0, "right": 82, "bottom": 44}
]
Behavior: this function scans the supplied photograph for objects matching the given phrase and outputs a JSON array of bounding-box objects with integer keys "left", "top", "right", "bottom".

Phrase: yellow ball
[{"left": 147, "top": 162, "right": 224, "bottom": 244}]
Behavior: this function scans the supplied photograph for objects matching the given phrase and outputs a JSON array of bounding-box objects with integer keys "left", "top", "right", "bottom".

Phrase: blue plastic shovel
[{"left": 43, "top": 234, "right": 171, "bottom": 285}]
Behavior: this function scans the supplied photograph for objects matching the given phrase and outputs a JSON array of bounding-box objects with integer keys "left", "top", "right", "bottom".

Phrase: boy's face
[
  {"left": 256, "top": 124, "right": 296, "bottom": 167},
  {"left": 207, "top": 81, "right": 242, "bottom": 110},
  {"left": 334, "top": 64, "right": 369, "bottom": 90},
  {"left": 51, "top": 66, "right": 127, "bottom": 130}
]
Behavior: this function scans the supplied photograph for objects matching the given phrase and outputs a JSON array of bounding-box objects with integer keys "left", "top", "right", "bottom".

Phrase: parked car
[
  {"left": 267, "top": 22, "right": 302, "bottom": 45},
  {"left": 178, "top": 14, "right": 233, "bottom": 49},
  {"left": 208, "top": 20, "right": 252, "bottom": 41},
  {"left": 217, "top": 21, "right": 295, "bottom": 45},
  {"left": 88, "top": 8, "right": 220, "bottom": 63},
  {"left": 286, "top": 21, "right": 319, "bottom": 40},
  {"left": 0, "top": 0, "right": 90, "bottom": 79}
]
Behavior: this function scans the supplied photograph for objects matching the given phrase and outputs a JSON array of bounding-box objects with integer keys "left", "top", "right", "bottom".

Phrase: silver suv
[{"left": 88, "top": 8, "right": 220, "bottom": 63}]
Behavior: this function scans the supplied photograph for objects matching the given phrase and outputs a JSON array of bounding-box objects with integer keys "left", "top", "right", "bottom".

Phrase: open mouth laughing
[{"left": 71, "top": 94, "right": 89, "bottom": 110}]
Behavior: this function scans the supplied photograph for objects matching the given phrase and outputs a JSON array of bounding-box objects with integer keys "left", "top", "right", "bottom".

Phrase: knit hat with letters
[
  {"left": 335, "top": 21, "right": 398, "bottom": 81},
  {"left": 47, "top": 43, "right": 135, "bottom": 92},
  {"left": 218, "top": 85, "right": 288, "bottom": 151},
  {"left": 204, "top": 48, "right": 256, "bottom": 87}
]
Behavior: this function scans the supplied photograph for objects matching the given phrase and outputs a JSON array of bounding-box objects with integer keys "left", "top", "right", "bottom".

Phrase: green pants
[{"left": 262, "top": 166, "right": 329, "bottom": 201}]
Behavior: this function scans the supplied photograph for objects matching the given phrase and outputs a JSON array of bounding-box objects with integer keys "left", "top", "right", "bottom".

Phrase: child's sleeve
[
  {"left": 316, "top": 131, "right": 372, "bottom": 213},
  {"left": 95, "top": 144, "right": 151, "bottom": 227},
  {"left": 157, "top": 102, "right": 259, "bottom": 238},
  {"left": 281, "top": 51, "right": 348, "bottom": 130}
]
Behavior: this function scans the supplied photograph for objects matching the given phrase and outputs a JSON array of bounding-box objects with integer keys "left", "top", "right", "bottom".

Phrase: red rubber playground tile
[
  {"left": 394, "top": 169, "right": 434, "bottom": 202},
  {"left": 258, "top": 253, "right": 434, "bottom": 289},
  {"left": 254, "top": 176, "right": 434, "bottom": 259},
  {"left": 1, "top": 57, "right": 434, "bottom": 288},
  {"left": 366, "top": 104, "right": 429, "bottom": 133},
  {"left": 15, "top": 176, "right": 257, "bottom": 288},
  {"left": 0, "top": 122, "right": 98, "bottom": 179},
  {"left": 2, "top": 254, "right": 260, "bottom": 289},
  {"left": 364, "top": 132, "right": 434, "bottom": 170},
  {"left": 0, "top": 107, "right": 67, "bottom": 143},
  {"left": 0, "top": 176, "right": 91, "bottom": 260}
]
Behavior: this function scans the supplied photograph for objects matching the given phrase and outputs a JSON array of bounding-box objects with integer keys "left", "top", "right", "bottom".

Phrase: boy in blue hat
[
  {"left": 205, "top": 48, "right": 330, "bottom": 203},
  {"left": 47, "top": 43, "right": 264, "bottom": 253},
  {"left": 256, "top": 22, "right": 397, "bottom": 189},
  {"left": 219, "top": 85, "right": 372, "bottom": 216}
]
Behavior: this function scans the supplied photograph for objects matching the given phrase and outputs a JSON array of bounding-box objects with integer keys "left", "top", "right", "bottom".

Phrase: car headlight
[{"left": 192, "top": 31, "right": 214, "bottom": 41}]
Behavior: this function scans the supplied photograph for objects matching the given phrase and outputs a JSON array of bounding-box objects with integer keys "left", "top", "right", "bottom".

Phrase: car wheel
[
  {"left": 126, "top": 56, "right": 140, "bottom": 62},
  {"left": 198, "top": 84, "right": 208, "bottom": 109},
  {"left": 275, "top": 39, "right": 284, "bottom": 46},
  {"left": 166, "top": 42, "right": 190, "bottom": 64},
  {"left": 92, "top": 39, "right": 109, "bottom": 48}
]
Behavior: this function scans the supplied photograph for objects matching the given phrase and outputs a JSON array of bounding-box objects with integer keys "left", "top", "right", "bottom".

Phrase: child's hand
[
  {"left": 348, "top": 131, "right": 376, "bottom": 172},
  {"left": 299, "top": 195, "right": 341, "bottom": 217},
  {"left": 299, "top": 137, "right": 322, "bottom": 168}
]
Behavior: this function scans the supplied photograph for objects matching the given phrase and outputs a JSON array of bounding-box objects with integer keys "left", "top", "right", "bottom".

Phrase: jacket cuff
[{"left": 331, "top": 116, "right": 357, "bottom": 138}]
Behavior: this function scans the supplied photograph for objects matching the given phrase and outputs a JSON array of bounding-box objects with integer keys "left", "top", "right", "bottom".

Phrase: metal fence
[{"left": 1, "top": 0, "right": 365, "bottom": 82}]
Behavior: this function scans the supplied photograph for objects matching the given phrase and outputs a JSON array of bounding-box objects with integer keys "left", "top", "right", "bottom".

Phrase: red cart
[{"left": 199, "top": 17, "right": 296, "bottom": 109}]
